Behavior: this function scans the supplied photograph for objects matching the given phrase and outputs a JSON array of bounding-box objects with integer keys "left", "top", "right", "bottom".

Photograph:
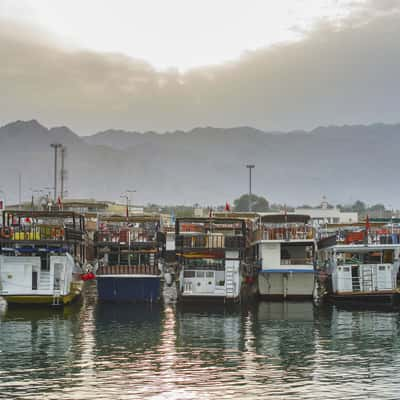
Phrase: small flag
[
  {"left": 57, "top": 196, "right": 62, "bottom": 210},
  {"left": 224, "top": 202, "right": 231, "bottom": 212}
]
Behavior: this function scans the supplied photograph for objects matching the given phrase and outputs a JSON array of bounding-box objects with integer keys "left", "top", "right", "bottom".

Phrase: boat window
[
  {"left": 379, "top": 266, "right": 386, "bottom": 271},
  {"left": 343, "top": 267, "right": 350, "bottom": 272},
  {"left": 183, "top": 270, "right": 195, "bottom": 278},
  {"left": 196, "top": 271, "right": 205, "bottom": 278},
  {"left": 206, "top": 271, "right": 214, "bottom": 278},
  {"left": 32, "top": 271, "right": 38, "bottom": 290}
]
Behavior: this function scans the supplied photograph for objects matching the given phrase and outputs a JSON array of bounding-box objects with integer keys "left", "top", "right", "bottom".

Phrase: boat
[
  {"left": 251, "top": 213, "right": 316, "bottom": 300},
  {"left": 0, "top": 210, "right": 87, "bottom": 306},
  {"left": 95, "top": 215, "right": 163, "bottom": 302},
  {"left": 317, "top": 223, "right": 400, "bottom": 307},
  {"left": 175, "top": 216, "right": 258, "bottom": 302}
]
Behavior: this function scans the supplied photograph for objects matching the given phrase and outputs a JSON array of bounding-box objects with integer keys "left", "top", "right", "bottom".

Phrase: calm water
[{"left": 1, "top": 285, "right": 400, "bottom": 399}]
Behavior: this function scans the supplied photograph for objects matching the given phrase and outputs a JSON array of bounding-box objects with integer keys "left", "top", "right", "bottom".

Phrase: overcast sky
[{"left": 1, "top": 0, "right": 400, "bottom": 134}]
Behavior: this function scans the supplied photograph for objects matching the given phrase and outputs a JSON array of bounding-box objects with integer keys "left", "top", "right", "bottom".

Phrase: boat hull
[
  {"left": 3, "top": 281, "right": 84, "bottom": 307},
  {"left": 97, "top": 275, "right": 161, "bottom": 302},
  {"left": 326, "top": 292, "right": 400, "bottom": 308},
  {"left": 258, "top": 271, "right": 315, "bottom": 299}
]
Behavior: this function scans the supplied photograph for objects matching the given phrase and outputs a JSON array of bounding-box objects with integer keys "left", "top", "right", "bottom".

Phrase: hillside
[{"left": 0, "top": 120, "right": 399, "bottom": 206}]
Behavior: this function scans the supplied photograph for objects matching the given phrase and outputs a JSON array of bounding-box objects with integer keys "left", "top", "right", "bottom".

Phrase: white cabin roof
[{"left": 325, "top": 244, "right": 400, "bottom": 253}]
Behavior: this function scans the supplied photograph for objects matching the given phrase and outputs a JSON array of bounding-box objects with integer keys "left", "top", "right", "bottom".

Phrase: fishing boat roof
[
  {"left": 212, "top": 212, "right": 259, "bottom": 219},
  {"left": 2, "top": 210, "right": 84, "bottom": 219},
  {"left": 326, "top": 244, "right": 400, "bottom": 252},
  {"left": 259, "top": 214, "right": 310, "bottom": 224},
  {"left": 99, "top": 214, "right": 160, "bottom": 223},
  {"left": 176, "top": 217, "right": 245, "bottom": 224}
]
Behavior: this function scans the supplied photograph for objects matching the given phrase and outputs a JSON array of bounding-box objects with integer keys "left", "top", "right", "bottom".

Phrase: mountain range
[{"left": 0, "top": 120, "right": 398, "bottom": 207}]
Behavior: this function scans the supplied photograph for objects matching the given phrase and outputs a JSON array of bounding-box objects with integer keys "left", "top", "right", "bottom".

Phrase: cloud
[{"left": 1, "top": 6, "right": 400, "bottom": 134}]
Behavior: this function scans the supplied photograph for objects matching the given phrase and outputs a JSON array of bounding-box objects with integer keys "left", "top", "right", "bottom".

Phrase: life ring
[{"left": 1, "top": 227, "right": 12, "bottom": 239}]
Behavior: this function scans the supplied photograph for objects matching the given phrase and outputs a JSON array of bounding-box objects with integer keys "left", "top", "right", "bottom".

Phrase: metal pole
[
  {"left": 51, "top": 144, "right": 61, "bottom": 202},
  {"left": 18, "top": 172, "right": 22, "bottom": 209},
  {"left": 60, "top": 146, "right": 65, "bottom": 201},
  {"left": 246, "top": 165, "right": 255, "bottom": 212}
]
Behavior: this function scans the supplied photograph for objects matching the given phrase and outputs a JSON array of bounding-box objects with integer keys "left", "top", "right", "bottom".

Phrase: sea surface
[{"left": 1, "top": 284, "right": 400, "bottom": 400}]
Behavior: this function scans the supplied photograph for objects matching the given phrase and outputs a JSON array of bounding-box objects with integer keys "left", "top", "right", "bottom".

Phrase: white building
[{"left": 295, "top": 201, "right": 358, "bottom": 226}]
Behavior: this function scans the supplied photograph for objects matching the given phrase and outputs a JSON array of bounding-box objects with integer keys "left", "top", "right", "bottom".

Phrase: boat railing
[
  {"left": 1, "top": 225, "right": 84, "bottom": 242},
  {"left": 97, "top": 265, "right": 159, "bottom": 275},
  {"left": 349, "top": 276, "right": 393, "bottom": 292},
  {"left": 253, "top": 227, "right": 315, "bottom": 241},
  {"left": 183, "top": 264, "right": 225, "bottom": 271},
  {"left": 175, "top": 234, "right": 245, "bottom": 249},
  {"left": 95, "top": 230, "right": 155, "bottom": 243},
  {"left": 281, "top": 258, "right": 314, "bottom": 265}
]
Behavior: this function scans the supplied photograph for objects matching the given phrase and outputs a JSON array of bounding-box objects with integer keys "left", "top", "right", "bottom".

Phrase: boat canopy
[{"left": 260, "top": 214, "right": 310, "bottom": 224}]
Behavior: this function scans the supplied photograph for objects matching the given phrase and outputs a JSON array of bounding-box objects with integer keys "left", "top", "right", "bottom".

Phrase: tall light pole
[
  {"left": 50, "top": 143, "right": 62, "bottom": 202},
  {"left": 246, "top": 164, "right": 255, "bottom": 212},
  {"left": 60, "top": 145, "right": 66, "bottom": 200},
  {"left": 126, "top": 190, "right": 136, "bottom": 215}
]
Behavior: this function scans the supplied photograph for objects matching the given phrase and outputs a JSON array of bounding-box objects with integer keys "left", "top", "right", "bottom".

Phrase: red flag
[
  {"left": 57, "top": 196, "right": 62, "bottom": 210},
  {"left": 25, "top": 217, "right": 31, "bottom": 223},
  {"left": 224, "top": 202, "right": 231, "bottom": 212}
]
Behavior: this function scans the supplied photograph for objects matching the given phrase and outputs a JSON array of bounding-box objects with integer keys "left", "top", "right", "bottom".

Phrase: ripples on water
[{"left": 1, "top": 284, "right": 400, "bottom": 399}]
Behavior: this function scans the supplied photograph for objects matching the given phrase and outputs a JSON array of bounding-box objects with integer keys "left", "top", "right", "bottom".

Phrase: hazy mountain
[{"left": 1, "top": 120, "right": 399, "bottom": 207}]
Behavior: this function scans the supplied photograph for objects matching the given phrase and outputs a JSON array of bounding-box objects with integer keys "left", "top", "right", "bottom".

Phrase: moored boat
[
  {"left": 0, "top": 210, "right": 87, "bottom": 306},
  {"left": 175, "top": 216, "right": 258, "bottom": 302},
  {"left": 317, "top": 224, "right": 400, "bottom": 308},
  {"left": 95, "top": 215, "right": 163, "bottom": 302},
  {"left": 250, "top": 213, "right": 316, "bottom": 300}
]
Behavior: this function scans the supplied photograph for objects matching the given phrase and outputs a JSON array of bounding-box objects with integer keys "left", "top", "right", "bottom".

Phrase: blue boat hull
[{"left": 97, "top": 276, "right": 161, "bottom": 302}]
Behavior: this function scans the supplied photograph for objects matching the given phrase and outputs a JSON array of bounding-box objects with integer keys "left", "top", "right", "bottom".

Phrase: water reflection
[{"left": 1, "top": 292, "right": 400, "bottom": 399}]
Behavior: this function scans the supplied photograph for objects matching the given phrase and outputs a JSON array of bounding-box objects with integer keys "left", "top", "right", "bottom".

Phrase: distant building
[
  {"left": 194, "top": 207, "right": 207, "bottom": 217},
  {"left": 295, "top": 199, "right": 358, "bottom": 226},
  {"left": 62, "top": 199, "right": 109, "bottom": 213}
]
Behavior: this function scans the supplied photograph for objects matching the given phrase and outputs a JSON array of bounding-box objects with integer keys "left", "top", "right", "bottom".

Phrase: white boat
[
  {"left": 317, "top": 226, "right": 400, "bottom": 307},
  {"left": 251, "top": 214, "right": 316, "bottom": 299},
  {"left": 175, "top": 217, "right": 256, "bottom": 302},
  {"left": 0, "top": 210, "right": 86, "bottom": 306}
]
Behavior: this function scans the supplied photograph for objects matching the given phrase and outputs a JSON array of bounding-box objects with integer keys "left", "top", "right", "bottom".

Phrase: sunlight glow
[{"left": 1, "top": 0, "right": 366, "bottom": 70}]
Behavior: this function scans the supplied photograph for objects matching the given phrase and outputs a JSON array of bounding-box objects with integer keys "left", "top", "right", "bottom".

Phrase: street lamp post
[
  {"left": 126, "top": 190, "right": 136, "bottom": 215},
  {"left": 246, "top": 164, "right": 255, "bottom": 212},
  {"left": 50, "top": 143, "right": 62, "bottom": 202}
]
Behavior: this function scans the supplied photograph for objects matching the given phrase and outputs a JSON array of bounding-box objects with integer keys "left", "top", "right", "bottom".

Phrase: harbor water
[{"left": 1, "top": 284, "right": 400, "bottom": 399}]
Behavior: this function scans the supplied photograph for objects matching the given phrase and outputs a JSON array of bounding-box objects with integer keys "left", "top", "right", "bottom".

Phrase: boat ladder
[
  {"left": 225, "top": 265, "right": 235, "bottom": 298},
  {"left": 52, "top": 289, "right": 61, "bottom": 306},
  {"left": 362, "top": 269, "right": 374, "bottom": 292}
]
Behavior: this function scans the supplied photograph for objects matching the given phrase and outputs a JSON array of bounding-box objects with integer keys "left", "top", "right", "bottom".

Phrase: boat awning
[{"left": 261, "top": 269, "right": 314, "bottom": 273}]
